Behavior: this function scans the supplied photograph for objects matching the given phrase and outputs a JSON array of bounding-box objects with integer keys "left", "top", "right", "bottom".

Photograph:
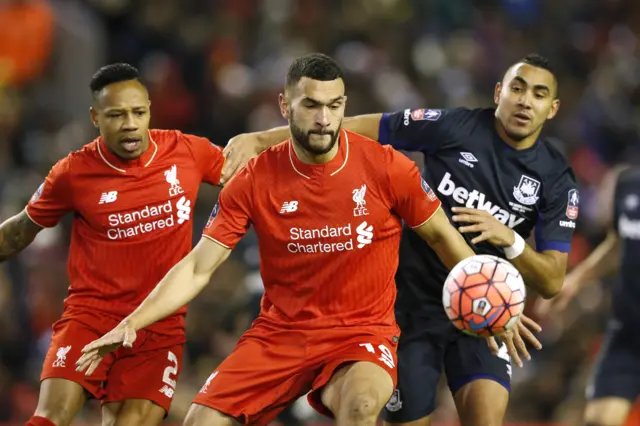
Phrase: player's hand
[
  {"left": 220, "top": 133, "right": 264, "bottom": 185},
  {"left": 75, "top": 320, "right": 137, "bottom": 376},
  {"left": 451, "top": 207, "right": 515, "bottom": 246},
  {"left": 485, "top": 315, "right": 542, "bottom": 368},
  {"left": 535, "top": 271, "right": 582, "bottom": 318}
]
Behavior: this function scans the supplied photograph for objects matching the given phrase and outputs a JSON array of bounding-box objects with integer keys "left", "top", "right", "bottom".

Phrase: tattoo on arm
[{"left": 0, "top": 211, "right": 42, "bottom": 261}]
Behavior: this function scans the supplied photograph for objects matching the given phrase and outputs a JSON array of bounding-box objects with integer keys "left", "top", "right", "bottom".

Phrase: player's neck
[
  {"left": 291, "top": 139, "right": 339, "bottom": 164},
  {"left": 494, "top": 119, "right": 540, "bottom": 151}
]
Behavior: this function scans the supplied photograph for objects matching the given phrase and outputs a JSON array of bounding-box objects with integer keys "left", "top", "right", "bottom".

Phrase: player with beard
[
  {"left": 220, "top": 54, "right": 577, "bottom": 426},
  {"left": 76, "top": 53, "right": 480, "bottom": 426},
  {"left": 0, "top": 63, "right": 225, "bottom": 426}
]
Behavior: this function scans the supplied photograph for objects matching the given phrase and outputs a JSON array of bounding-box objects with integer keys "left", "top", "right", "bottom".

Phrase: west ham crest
[{"left": 513, "top": 175, "right": 541, "bottom": 206}]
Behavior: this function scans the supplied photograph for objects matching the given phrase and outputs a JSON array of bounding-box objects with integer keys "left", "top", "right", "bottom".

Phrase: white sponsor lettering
[
  {"left": 287, "top": 221, "right": 374, "bottom": 253},
  {"left": 437, "top": 172, "right": 525, "bottom": 228},
  {"left": 619, "top": 214, "right": 640, "bottom": 239},
  {"left": 559, "top": 220, "right": 575, "bottom": 228},
  {"left": 106, "top": 197, "right": 191, "bottom": 240},
  {"left": 403, "top": 109, "right": 411, "bottom": 126}
]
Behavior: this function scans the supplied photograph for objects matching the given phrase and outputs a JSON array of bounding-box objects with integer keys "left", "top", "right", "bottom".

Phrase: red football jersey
[
  {"left": 26, "top": 129, "right": 224, "bottom": 336},
  {"left": 203, "top": 129, "right": 441, "bottom": 330}
]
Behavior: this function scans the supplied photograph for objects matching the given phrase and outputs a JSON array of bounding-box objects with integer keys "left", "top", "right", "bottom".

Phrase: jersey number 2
[
  {"left": 162, "top": 351, "right": 179, "bottom": 389},
  {"left": 359, "top": 343, "right": 395, "bottom": 369}
]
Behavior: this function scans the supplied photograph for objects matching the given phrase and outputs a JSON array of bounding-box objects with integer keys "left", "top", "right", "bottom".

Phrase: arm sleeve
[
  {"left": 386, "top": 147, "right": 441, "bottom": 227},
  {"left": 182, "top": 133, "right": 225, "bottom": 185},
  {"left": 611, "top": 171, "right": 624, "bottom": 233},
  {"left": 378, "top": 107, "right": 469, "bottom": 154},
  {"left": 202, "top": 166, "right": 253, "bottom": 249},
  {"left": 534, "top": 170, "right": 579, "bottom": 253},
  {"left": 26, "top": 157, "right": 74, "bottom": 228}
]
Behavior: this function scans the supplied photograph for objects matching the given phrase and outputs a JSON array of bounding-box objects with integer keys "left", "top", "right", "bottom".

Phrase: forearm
[
  {"left": 429, "top": 230, "right": 476, "bottom": 270},
  {"left": 416, "top": 209, "right": 475, "bottom": 269},
  {"left": 252, "top": 126, "right": 291, "bottom": 150},
  {"left": 343, "top": 114, "right": 383, "bottom": 140},
  {"left": 510, "top": 246, "right": 566, "bottom": 298},
  {"left": 126, "top": 253, "right": 221, "bottom": 330},
  {"left": 0, "top": 210, "right": 41, "bottom": 262},
  {"left": 565, "top": 231, "right": 620, "bottom": 286}
]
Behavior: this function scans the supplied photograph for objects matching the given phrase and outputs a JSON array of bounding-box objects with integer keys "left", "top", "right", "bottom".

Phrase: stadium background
[{"left": 1, "top": 0, "right": 639, "bottom": 424}]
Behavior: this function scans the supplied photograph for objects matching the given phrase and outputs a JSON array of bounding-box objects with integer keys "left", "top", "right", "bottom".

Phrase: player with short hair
[
  {"left": 221, "top": 53, "right": 578, "bottom": 426},
  {"left": 537, "top": 166, "right": 638, "bottom": 426},
  {"left": 76, "top": 53, "right": 478, "bottom": 426},
  {"left": 0, "top": 63, "right": 225, "bottom": 426}
]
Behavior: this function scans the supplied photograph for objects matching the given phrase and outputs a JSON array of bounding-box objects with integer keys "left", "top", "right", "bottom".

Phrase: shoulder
[
  {"left": 536, "top": 138, "right": 577, "bottom": 185},
  {"left": 252, "top": 139, "right": 289, "bottom": 169},
  {"left": 346, "top": 130, "right": 417, "bottom": 174},
  {"left": 149, "top": 129, "right": 184, "bottom": 144},
  {"left": 345, "top": 129, "right": 384, "bottom": 150},
  {"left": 154, "top": 128, "right": 222, "bottom": 159},
  {"left": 55, "top": 140, "right": 101, "bottom": 175},
  {"left": 150, "top": 128, "right": 215, "bottom": 150},
  {"left": 436, "top": 107, "right": 492, "bottom": 128}
]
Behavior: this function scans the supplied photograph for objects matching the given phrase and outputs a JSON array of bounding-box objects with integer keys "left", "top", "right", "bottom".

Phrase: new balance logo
[
  {"left": 280, "top": 201, "right": 298, "bottom": 213},
  {"left": 176, "top": 196, "right": 191, "bottom": 224},
  {"left": 459, "top": 152, "right": 478, "bottom": 168},
  {"left": 159, "top": 385, "right": 175, "bottom": 398},
  {"left": 99, "top": 191, "right": 118, "bottom": 204}
]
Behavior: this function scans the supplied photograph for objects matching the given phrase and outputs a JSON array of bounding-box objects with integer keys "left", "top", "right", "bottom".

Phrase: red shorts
[
  {"left": 41, "top": 309, "right": 185, "bottom": 413},
  {"left": 193, "top": 319, "right": 399, "bottom": 425}
]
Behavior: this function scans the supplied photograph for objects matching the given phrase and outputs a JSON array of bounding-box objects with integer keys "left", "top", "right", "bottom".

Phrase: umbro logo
[
  {"left": 99, "top": 191, "right": 118, "bottom": 204},
  {"left": 280, "top": 201, "right": 298, "bottom": 213},
  {"left": 459, "top": 152, "right": 478, "bottom": 168}
]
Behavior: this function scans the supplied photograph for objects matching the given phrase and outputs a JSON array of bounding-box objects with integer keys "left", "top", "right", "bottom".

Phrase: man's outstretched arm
[
  {"left": 0, "top": 210, "right": 43, "bottom": 262},
  {"left": 76, "top": 237, "right": 231, "bottom": 375},
  {"left": 125, "top": 237, "right": 230, "bottom": 331}
]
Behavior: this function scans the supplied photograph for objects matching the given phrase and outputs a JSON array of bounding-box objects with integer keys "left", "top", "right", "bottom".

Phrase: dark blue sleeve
[
  {"left": 378, "top": 107, "right": 469, "bottom": 154},
  {"left": 534, "top": 170, "right": 579, "bottom": 253},
  {"left": 611, "top": 171, "right": 624, "bottom": 233}
]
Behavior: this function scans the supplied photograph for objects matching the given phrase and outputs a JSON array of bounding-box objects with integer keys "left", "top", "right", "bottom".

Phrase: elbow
[{"left": 538, "top": 277, "right": 563, "bottom": 299}]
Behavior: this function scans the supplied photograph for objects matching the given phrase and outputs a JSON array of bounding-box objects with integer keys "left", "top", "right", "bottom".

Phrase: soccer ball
[{"left": 442, "top": 255, "right": 526, "bottom": 337}]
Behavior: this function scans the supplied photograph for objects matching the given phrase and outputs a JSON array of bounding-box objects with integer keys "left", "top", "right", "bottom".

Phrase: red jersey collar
[
  {"left": 288, "top": 129, "right": 349, "bottom": 179},
  {"left": 97, "top": 131, "right": 158, "bottom": 173}
]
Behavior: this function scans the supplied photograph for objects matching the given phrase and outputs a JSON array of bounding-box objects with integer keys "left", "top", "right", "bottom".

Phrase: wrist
[
  {"left": 504, "top": 232, "right": 525, "bottom": 260},
  {"left": 122, "top": 316, "right": 140, "bottom": 332}
]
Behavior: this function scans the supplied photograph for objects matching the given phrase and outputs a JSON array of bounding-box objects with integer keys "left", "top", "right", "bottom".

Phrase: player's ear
[
  {"left": 89, "top": 107, "right": 99, "bottom": 128},
  {"left": 278, "top": 93, "right": 290, "bottom": 120},
  {"left": 494, "top": 82, "right": 502, "bottom": 105},
  {"left": 547, "top": 99, "right": 560, "bottom": 120}
]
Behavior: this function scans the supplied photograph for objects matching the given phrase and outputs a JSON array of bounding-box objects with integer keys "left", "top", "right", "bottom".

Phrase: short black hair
[
  {"left": 285, "top": 53, "right": 344, "bottom": 89},
  {"left": 515, "top": 53, "right": 558, "bottom": 97},
  {"left": 90, "top": 63, "right": 141, "bottom": 96},
  {"left": 520, "top": 53, "right": 555, "bottom": 76}
]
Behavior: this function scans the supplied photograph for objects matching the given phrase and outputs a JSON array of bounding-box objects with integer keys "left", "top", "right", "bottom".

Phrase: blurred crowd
[{"left": 1, "top": 0, "right": 640, "bottom": 423}]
